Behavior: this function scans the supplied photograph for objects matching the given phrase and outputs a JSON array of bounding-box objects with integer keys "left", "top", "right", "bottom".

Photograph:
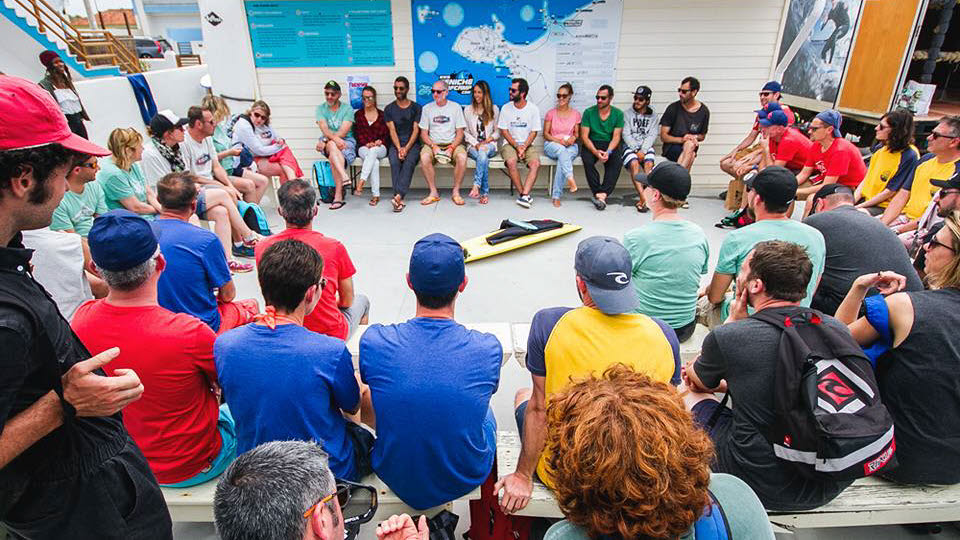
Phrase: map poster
[
  {"left": 411, "top": 0, "right": 623, "bottom": 114},
  {"left": 246, "top": 1, "right": 394, "bottom": 68},
  {"left": 775, "top": 0, "right": 863, "bottom": 106}
]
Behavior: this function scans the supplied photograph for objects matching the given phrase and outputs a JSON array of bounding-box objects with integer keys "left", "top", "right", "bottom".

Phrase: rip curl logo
[
  {"left": 606, "top": 272, "right": 629, "bottom": 285},
  {"left": 864, "top": 441, "right": 895, "bottom": 475},
  {"left": 818, "top": 371, "right": 856, "bottom": 409}
]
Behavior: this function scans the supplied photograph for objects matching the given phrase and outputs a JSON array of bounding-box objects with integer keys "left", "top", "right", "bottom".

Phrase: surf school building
[{"left": 199, "top": 0, "right": 789, "bottom": 191}]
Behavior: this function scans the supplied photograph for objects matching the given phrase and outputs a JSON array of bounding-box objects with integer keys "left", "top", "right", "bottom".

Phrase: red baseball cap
[{"left": 0, "top": 75, "right": 109, "bottom": 155}]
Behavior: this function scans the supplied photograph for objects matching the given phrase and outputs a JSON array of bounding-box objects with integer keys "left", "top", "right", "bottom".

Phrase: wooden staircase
[{"left": 9, "top": 0, "right": 141, "bottom": 74}]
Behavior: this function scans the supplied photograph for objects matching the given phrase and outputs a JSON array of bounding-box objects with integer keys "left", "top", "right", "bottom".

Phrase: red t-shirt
[
  {"left": 804, "top": 137, "right": 867, "bottom": 187},
  {"left": 768, "top": 127, "right": 813, "bottom": 171},
  {"left": 752, "top": 103, "right": 796, "bottom": 131},
  {"left": 255, "top": 228, "right": 357, "bottom": 339},
  {"left": 71, "top": 301, "right": 221, "bottom": 484}
]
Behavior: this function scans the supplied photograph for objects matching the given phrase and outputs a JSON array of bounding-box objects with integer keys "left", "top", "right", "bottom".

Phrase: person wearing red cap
[
  {"left": 38, "top": 50, "right": 90, "bottom": 139},
  {"left": 0, "top": 75, "right": 172, "bottom": 538},
  {"left": 719, "top": 81, "right": 795, "bottom": 182}
]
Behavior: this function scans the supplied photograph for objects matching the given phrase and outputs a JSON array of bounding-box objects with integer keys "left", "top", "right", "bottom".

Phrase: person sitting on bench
[
  {"left": 418, "top": 80, "right": 468, "bottom": 206},
  {"left": 152, "top": 172, "right": 260, "bottom": 332},
  {"left": 683, "top": 240, "right": 855, "bottom": 510},
  {"left": 835, "top": 211, "right": 960, "bottom": 486},
  {"left": 499, "top": 77, "right": 542, "bottom": 209},
  {"left": 854, "top": 110, "right": 919, "bottom": 216},
  {"left": 541, "top": 365, "right": 775, "bottom": 540},
  {"left": 360, "top": 233, "right": 501, "bottom": 510},
  {"left": 216, "top": 239, "right": 375, "bottom": 481},
  {"left": 316, "top": 81, "right": 356, "bottom": 210},
  {"left": 255, "top": 179, "right": 369, "bottom": 340},
  {"left": 73, "top": 210, "right": 236, "bottom": 487},
  {"left": 497, "top": 236, "right": 680, "bottom": 514},
  {"left": 794, "top": 110, "right": 866, "bottom": 216}
]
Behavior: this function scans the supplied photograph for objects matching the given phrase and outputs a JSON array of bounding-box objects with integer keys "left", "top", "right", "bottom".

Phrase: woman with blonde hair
[
  {"left": 98, "top": 127, "right": 161, "bottom": 219},
  {"left": 463, "top": 80, "right": 499, "bottom": 204},
  {"left": 202, "top": 95, "right": 270, "bottom": 201},
  {"left": 539, "top": 364, "right": 773, "bottom": 539},
  {"left": 836, "top": 210, "right": 960, "bottom": 486},
  {"left": 232, "top": 99, "right": 302, "bottom": 183}
]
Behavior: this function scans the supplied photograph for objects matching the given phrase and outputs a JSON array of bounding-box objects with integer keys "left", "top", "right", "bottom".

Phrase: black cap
[
  {"left": 746, "top": 166, "right": 797, "bottom": 207},
  {"left": 808, "top": 183, "right": 854, "bottom": 214},
  {"left": 634, "top": 85, "right": 652, "bottom": 99},
  {"left": 149, "top": 109, "right": 188, "bottom": 136},
  {"left": 638, "top": 161, "right": 691, "bottom": 201},
  {"left": 324, "top": 80, "right": 341, "bottom": 91},
  {"left": 931, "top": 172, "right": 960, "bottom": 190}
]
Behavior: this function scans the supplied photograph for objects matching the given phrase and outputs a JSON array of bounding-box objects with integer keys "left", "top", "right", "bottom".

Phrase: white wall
[
  {"left": 244, "top": 0, "right": 785, "bottom": 190},
  {"left": 74, "top": 64, "right": 209, "bottom": 148},
  {"left": 0, "top": 13, "right": 49, "bottom": 81}
]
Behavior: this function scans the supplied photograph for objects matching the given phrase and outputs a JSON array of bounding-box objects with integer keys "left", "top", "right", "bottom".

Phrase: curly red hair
[{"left": 544, "top": 364, "right": 714, "bottom": 539}]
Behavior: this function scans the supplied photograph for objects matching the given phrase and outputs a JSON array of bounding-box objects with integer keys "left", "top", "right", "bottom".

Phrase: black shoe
[
  {"left": 591, "top": 196, "right": 606, "bottom": 210},
  {"left": 718, "top": 190, "right": 727, "bottom": 200}
]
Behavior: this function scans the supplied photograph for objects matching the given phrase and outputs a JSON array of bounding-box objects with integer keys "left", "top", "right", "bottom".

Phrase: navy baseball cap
[
  {"left": 409, "top": 233, "right": 465, "bottom": 296},
  {"left": 88, "top": 210, "right": 159, "bottom": 272},
  {"left": 815, "top": 110, "right": 843, "bottom": 138},
  {"left": 762, "top": 81, "right": 782, "bottom": 93},
  {"left": 759, "top": 109, "right": 789, "bottom": 127},
  {"left": 755, "top": 101, "right": 783, "bottom": 116},
  {"left": 574, "top": 236, "right": 638, "bottom": 315}
]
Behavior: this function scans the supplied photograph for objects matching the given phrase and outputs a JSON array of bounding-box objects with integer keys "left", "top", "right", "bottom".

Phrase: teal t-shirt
[
  {"left": 50, "top": 181, "right": 108, "bottom": 236},
  {"left": 212, "top": 122, "right": 237, "bottom": 170},
  {"left": 715, "top": 218, "right": 826, "bottom": 318},
  {"left": 315, "top": 101, "right": 355, "bottom": 139},
  {"left": 544, "top": 474, "right": 775, "bottom": 540},
  {"left": 97, "top": 159, "right": 154, "bottom": 220},
  {"left": 624, "top": 220, "right": 709, "bottom": 329},
  {"left": 581, "top": 105, "right": 624, "bottom": 143}
]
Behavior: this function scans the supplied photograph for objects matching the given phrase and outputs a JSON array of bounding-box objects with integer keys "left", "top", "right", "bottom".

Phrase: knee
[
  {"left": 208, "top": 205, "right": 228, "bottom": 221},
  {"left": 506, "top": 159, "right": 518, "bottom": 169},
  {"left": 514, "top": 387, "right": 532, "bottom": 408}
]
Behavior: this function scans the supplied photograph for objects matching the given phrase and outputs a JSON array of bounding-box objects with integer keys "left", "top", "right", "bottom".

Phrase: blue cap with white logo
[{"left": 574, "top": 236, "right": 638, "bottom": 315}]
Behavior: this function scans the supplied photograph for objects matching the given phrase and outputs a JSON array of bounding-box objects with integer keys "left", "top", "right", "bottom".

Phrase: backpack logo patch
[{"left": 815, "top": 359, "right": 871, "bottom": 414}]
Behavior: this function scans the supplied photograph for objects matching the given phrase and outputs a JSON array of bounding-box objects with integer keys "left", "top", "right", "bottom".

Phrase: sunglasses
[
  {"left": 393, "top": 86, "right": 407, "bottom": 91},
  {"left": 556, "top": 93, "right": 570, "bottom": 99},
  {"left": 431, "top": 89, "right": 444, "bottom": 94},
  {"left": 324, "top": 91, "right": 338, "bottom": 97},
  {"left": 509, "top": 89, "right": 519, "bottom": 94},
  {"left": 595, "top": 95, "right": 609, "bottom": 100},
  {"left": 633, "top": 96, "right": 648, "bottom": 101},
  {"left": 252, "top": 112, "right": 267, "bottom": 119},
  {"left": 362, "top": 95, "right": 375, "bottom": 101},
  {"left": 927, "top": 238, "right": 957, "bottom": 253},
  {"left": 303, "top": 480, "right": 378, "bottom": 526},
  {"left": 759, "top": 91, "right": 773, "bottom": 97},
  {"left": 930, "top": 131, "right": 959, "bottom": 140},
  {"left": 77, "top": 162, "right": 98, "bottom": 169},
  {"left": 678, "top": 88, "right": 692, "bottom": 94}
]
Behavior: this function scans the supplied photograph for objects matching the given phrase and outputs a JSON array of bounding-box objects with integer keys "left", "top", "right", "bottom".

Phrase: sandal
[
  {"left": 479, "top": 195, "right": 489, "bottom": 205},
  {"left": 591, "top": 196, "right": 607, "bottom": 210},
  {"left": 468, "top": 185, "right": 481, "bottom": 199},
  {"left": 420, "top": 195, "right": 441, "bottom": 205},
  {"left": 552, "top": 198, "right": 562, "bottom": 207},
  {"left": 329, "top": 200, "right": 346, "bottom": 210},
  {"left": 369, "top": 196, "right": 379, "bottom": 206},
  {"left": 392, "top": 198, "right": 406, "bottom": 212},
  {"left": 228, "top": 260, "right": 254, "bottom": 273},
  {"left": 452, "top": 195, "right": 465, "bottom": 206}
]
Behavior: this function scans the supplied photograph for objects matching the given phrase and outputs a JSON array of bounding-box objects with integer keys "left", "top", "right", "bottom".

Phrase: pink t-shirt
[{"left": 545, "top": 108, "right": 582, "bottom": 139}]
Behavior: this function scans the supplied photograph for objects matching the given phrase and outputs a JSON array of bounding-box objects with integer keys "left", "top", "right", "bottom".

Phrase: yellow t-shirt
[
  {"left": 902, "top": 153, "right": 960, "bottom": 220},
  {"left": 859, "top": 145, "right": 918, "bottom": 208},
  {"left": 525, "top": 306, "right": 680, "bottom": 487}
]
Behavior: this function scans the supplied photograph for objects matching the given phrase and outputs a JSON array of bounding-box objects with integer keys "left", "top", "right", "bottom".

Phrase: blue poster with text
[{"left": 247, "top": 1, "right": 394, "bottom": 67}]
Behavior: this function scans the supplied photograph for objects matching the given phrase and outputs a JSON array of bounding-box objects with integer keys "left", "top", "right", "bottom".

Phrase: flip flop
[
  {"left": 420, "top": 195, "right": 441, "bottom": 206},
  {"left": 452, "top": 195, "right": 465, "bottom": 206},
  {"left": 369, "top": 196, "right": 379, "bottom": 206},
  {"left": 479, "top": 195, "right": 489, "bottom": 205},
  {"left": 392, "top": 198, "right": 406, "bottom": 212},
  {"left": 329, "top": 200, "right": 346, "bottom": 210}
]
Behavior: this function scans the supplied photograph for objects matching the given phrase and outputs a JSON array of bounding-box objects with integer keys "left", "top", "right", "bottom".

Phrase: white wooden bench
[
  {"left": 162, "top": 473, "right": 479, "bottom": 523},
  {"left": 495, "top": 430, "right": 960, "bottom": 529},
  {"left": 509, "top": 322, "right": 709, "bottom": 369},
  {"left": 346, "top": 322, "right": 514, "bottom": 368}
]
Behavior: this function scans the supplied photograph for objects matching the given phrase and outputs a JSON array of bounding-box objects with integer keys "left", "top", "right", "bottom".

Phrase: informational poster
[
  {"left": 246, "top": 0, "right": 394, "bottom": 67},
  {"left": 411, "top": 0, "right": 622, "bottom": 113},
  {"left": 775, "top": 0, "right": 863, "bottom": 106}
]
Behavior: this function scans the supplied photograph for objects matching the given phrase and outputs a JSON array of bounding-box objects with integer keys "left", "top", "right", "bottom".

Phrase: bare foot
[
  {"left": 566, "top": 177, "right": 578, "bottom": 193},
  {"left": 552, "top": 198, "right": 562, "bottom": 207},
  {"left": 468, "top": 185, "right": 480, "bottom": 198}
]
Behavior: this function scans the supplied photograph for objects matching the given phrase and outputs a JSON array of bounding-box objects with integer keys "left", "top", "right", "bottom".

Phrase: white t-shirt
[
  {"left": 53, "top": 88, "right": 83, "bottom": 114},
  {"left": 21, "top": 228, "right": 93, "bottom": 321},
  {"left": 418, "top": 101, "right": 466, "bottom": 145},
  {"left": 497, "top": 101, "right": 542, "bottom": 145},
  {"left": 181, "top": 134, "right": 218, "bottom": 179},
  {"left": 140, "top": 142, "right": 173, "bottom": 187}
]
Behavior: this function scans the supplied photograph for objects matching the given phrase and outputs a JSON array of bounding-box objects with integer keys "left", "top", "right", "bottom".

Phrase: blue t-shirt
[
  {"left": 215, "top": 323, "right": 362, "bottom": 479},
  {"left": 359, "top": 318, "right": 501, "bottom": 510},
  {"left": 151, "top": 218, "right": 232, "bottom": 331}
]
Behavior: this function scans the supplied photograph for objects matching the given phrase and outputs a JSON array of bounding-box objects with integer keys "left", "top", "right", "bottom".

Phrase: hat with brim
[{"left": 575, "top": 236, "right": 638, "bottom": 315}]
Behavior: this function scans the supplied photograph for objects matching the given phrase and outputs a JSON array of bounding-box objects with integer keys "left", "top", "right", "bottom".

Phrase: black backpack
[{"left": 751, "top": 308, "right": 897, "bottom": 480}]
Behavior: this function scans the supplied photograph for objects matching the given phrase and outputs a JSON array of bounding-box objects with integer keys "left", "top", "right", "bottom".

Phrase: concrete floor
[{"left": 174, "top": 187, "right": 957, "bottom": 540}]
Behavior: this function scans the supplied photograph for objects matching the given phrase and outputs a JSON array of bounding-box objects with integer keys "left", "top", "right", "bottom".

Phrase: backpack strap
[{"left": 693, "top": 489, "right": 732, "bottom": 540}]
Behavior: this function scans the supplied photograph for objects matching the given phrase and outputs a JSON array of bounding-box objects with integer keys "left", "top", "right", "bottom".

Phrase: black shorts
[
  {"left": 514, "top": 400, "right": 529, "bottom": 433},
  {"left": 345, "top": 421, "right": 375, "bottom": 481}
]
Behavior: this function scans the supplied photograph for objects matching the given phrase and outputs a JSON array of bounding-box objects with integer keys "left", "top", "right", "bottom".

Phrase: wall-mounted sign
[{"left": 246, "top": 0, "right": 394, "bottom": 67}]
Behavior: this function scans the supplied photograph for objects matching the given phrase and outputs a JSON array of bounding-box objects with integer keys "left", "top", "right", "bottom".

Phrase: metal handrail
[{"left": 13, "top": 0, "right": 140, "bottom": 73}]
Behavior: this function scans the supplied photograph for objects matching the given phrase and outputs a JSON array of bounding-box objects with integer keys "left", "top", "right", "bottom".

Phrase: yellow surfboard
[{"left": 461, "top": 223, "right": 582, "bottom": 263}]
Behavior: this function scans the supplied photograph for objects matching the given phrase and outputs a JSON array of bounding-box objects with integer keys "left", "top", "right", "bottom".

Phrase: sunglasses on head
[{"left": 303, "top": 480, "right": 377, "bottom": 526}]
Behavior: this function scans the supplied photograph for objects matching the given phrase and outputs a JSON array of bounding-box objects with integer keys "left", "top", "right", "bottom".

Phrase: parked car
[
  {"left": 134, "top": 38, "right": 163, "bottom": 58},
  {"left": 154, "top": 37, "right": 174, "bottom": 53}
]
